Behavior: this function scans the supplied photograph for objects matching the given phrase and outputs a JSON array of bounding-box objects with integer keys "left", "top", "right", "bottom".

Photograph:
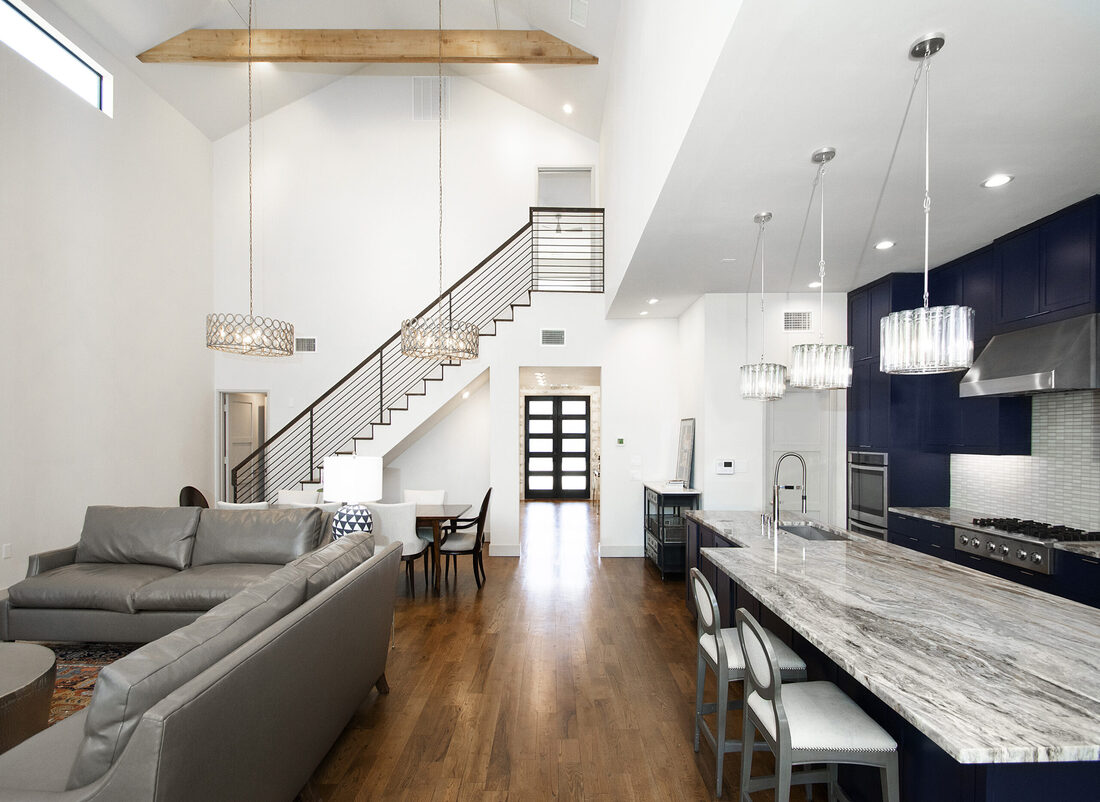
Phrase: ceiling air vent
[
  {"left": 295, "top": 337, "right": 316, "bottom": 353},
  {"left": 784, "top": 312, "right": 812, "bottom": 331},
  {"left": 540, "top": 328, "right": 566, "bottom": 346},
  {"left": 570, "top": 0, "right": 589, "bottom": 27},
  {"left": 413, "top": 76, "right": 450, "bottom": 121}
]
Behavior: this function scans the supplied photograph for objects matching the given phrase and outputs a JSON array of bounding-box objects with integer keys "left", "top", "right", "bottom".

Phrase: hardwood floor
[{"left": 306, "top": 501, "right": 802, "bottom": 801}]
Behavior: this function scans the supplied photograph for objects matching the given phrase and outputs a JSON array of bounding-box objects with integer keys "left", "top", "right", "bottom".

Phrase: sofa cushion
[
  {"left": 289, "top": 531, "right": 375, "bottom": 599},
  {"left": 131, "top": 563, "right": 281, "bottom": 611},
  {"left": 75, "top": 507, "right": 200, "bottom": 570},
  {"left": 191, "top": 507, "right": 321, "bottom": 566},
  {"left": 7, "top": 563, "right": 178, "bottom": 613},
  {"left": 66, "top": 564, "right": 307, "bottom": 789}
]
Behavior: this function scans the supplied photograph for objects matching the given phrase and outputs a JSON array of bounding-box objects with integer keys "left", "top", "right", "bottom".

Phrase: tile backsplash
[{"left": 952, "top": 392, "right": 1100, "bottom": 530}]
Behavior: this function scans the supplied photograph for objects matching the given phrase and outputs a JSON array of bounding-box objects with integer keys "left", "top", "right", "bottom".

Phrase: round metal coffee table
[{"left": 0, "top": 643, "right": 56, "bottom": 753}]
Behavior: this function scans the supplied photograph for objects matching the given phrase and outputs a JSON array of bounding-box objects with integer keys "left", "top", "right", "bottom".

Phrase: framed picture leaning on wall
[{"left": 675, "top": 418, "right": 695, "bottom": 487}]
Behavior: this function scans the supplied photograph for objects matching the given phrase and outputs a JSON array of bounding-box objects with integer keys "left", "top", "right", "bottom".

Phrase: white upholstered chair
[
  {"left": 403, "top": 489, "right": 446, "bottom": 543},
  {"left": 277, "top": 489, "right": 322, "bottom": 507},
  {"left": 736, "top": 607, "right": 900, "bottom": 802},
  {"left": 364, "top": 502, "right": 431, "bottom": 593},
  {"left": 690, "top": 568, "right": 809, "bottom": 799}
]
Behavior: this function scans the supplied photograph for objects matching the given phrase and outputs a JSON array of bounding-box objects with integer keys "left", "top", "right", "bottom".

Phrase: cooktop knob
[
  {"left": 970, "top": 537, "right": 982, "bottom": 548},
  {"left": 987, "top": 541, "right": 998, "bottom": 552},
  {"left": 959, "top": 533, "right": 968, "bottom": 545},
  {"left": 1017, "top": 549, "right": 1029, "bottom": 560},
  {"left": 999, "top": 544, "right": 1010, "bottom": 556},
  {"left": 1031, "top": 553, "right": 1043, "bottom": 564}
]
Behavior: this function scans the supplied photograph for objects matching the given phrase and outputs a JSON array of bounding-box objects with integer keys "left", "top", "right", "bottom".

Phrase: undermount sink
[{"left": 778, "top": 524, "right": 848, "bottom": 542}]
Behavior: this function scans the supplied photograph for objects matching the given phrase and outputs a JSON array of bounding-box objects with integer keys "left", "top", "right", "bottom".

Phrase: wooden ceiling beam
[{"left": 137, "top": 29, "right": 598, "bottom": 64}]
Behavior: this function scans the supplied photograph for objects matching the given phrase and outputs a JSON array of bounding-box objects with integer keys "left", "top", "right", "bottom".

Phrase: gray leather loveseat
[
  {"left": 0, "top": 533, "right": 401, "bottom": 800},
  {"left": 0, "top": 506, "right": 334, "bottom": 644}
]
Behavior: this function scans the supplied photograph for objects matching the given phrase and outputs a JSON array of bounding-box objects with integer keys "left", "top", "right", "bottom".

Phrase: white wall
[
  {"left": 676, "top": 291, "right": 847, "bottom": 524},
  {"left": 0, "top": 3, "right": 213, "bottom": 589},
  {"left": 599, "top": 0, "right": 743, "bottom": 304},
  {"left": 383, "top": 380, "right": 490, "bottom": 513},
  {"left": 211, "top": 73, "right": 599, "bottom": 439}
]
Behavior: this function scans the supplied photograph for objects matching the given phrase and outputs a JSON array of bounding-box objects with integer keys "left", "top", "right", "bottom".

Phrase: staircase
[{"left": 231, "top": 207, "right": 604, "bottom": 503}]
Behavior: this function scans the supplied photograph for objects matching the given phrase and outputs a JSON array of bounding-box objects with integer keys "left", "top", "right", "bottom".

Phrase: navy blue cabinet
[
  {"left": 888, "top": 513, "right": 953, "bottom": 560},
  {"left": 1054, "top": 550, "right": 1100, "bottom": 608},
  {"left": 996, "top": 196, "right": 1098, "bottom": 331},
  {"left": 849, "top": 291, "right": 872, "bottom": 361}
]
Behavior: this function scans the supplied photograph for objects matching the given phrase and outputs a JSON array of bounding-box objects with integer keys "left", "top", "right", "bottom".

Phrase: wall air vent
[
  {"left": 540, "top": 328, "right": 566, "bottom": 346},
  {"left": 784, "top": 312, "right": 812, "bottom": 331},
  {"left": 295, "top": 337, "right": 316, "bottom": 353},
  {"left": 413, "top": 76, "right": 450, "bottom": 121},
  {"left": 570, "top": 0, "right": 589, "bottom": 27}
]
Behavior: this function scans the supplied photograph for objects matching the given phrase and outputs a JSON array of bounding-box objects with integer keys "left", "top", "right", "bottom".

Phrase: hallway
[{"left": 307, "top": 501, "right": 785, "bottom": 801}]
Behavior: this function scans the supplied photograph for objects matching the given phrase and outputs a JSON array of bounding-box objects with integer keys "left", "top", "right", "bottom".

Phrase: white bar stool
[
  {"left": 690, "top": 569, "right": 809, "bottom": 798},
  {"left": 736, "top": 607, "right": 900, "bottom": 802}
]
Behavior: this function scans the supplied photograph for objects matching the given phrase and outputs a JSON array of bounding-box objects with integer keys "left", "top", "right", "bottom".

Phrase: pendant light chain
[
  {"left": 817, "top": 161, "right": 826, "bottom": 344},
  {"left": 922, "top": 53, "right": 932, "bottom": 309},
  {"left": 438, "top": 0, "right": 444, "bottom": 317},
  {"left": 759, "top": 217, "right": 766, "bottom": 362},
  {"left": 248, "top": 0, "right": 254, "bottom": 318}
]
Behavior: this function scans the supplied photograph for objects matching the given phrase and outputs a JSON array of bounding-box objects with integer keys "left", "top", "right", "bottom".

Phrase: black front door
[{"left": 525, "top": 395, "right": 591, "bottom": 500}]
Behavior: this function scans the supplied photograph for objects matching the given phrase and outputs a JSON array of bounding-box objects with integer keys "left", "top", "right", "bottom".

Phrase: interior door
[
  {"left": 525, "top": 395, "right": 590, "bottom": 500},
  {"left": 223, "top": 393, "right": 266, "bottom": 501}
]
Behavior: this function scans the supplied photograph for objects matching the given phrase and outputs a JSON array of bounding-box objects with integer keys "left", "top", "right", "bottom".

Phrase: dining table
[{"left": 415, "top": 503, "right": 471, "bottom": 591}]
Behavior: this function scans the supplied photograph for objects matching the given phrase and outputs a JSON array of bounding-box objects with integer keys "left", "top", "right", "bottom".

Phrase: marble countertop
[
  {"left": 643, "top": 481, "right": 701, "bottom": 495},
  {"left": 892, "top": 506, "right": 1100, "bottom": 558},
  {"left": 691, "top": 510, "right": 1100, "bottom": 764}
]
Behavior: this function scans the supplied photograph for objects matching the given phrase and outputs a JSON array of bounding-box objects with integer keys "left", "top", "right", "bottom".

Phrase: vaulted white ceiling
[
  {"left": 608, "top": 0, "right": 1100, "bottom": 316},
  {"left": 51, "top": 0, "right": 617, "bottom": 140}
]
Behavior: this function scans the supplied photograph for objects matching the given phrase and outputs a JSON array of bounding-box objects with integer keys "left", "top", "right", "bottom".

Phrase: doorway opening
[
  {"left": 537, "top": 167, "right": 593, "bottom": 207},
  {"left": 218, "top": 392, "right": 267, "bottom": 502}
]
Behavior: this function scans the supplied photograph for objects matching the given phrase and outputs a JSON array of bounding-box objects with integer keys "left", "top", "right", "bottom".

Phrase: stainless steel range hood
[{"left": 959, "top": 313, "right": 1099, "bottom": 397}]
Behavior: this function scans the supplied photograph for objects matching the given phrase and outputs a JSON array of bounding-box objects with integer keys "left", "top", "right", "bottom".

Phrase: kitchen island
[{"left": 690, "top": 510, "right": 1100, "bottom": 802}]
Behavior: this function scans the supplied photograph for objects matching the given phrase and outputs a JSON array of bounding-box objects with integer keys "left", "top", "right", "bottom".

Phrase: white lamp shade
[{"left": 322, "top": 455, "right": 383, "bottom": 503}]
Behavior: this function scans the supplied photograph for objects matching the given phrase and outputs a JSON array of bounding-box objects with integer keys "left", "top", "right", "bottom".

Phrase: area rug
[{"left": 43, "top": 643, "right": 138, "bottom": 725}]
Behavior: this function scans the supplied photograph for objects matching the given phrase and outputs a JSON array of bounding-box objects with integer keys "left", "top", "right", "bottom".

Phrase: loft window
[{"left": 0, "top": 0, "right": 112, "bottom": 114}]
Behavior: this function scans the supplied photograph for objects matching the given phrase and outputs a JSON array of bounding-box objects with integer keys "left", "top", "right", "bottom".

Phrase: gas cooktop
[{"left": 970, "top": 518, "right": 1100, "bottom": 543}]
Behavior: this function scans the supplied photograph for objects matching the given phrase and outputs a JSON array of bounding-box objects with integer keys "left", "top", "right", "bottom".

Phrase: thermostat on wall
[{"left": 716, "top": 459, "right": 735, "bottom": 475}]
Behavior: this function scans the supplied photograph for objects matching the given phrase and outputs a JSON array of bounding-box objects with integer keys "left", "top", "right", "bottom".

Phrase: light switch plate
[
  {"left": 716, "top": 459, "right": 735, "bottom": 475},
  {"left": 1, "top": 543, "right": 11, "bottom": 559}
]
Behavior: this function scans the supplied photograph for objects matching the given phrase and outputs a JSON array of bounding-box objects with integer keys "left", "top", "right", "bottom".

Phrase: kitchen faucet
[{"left": 771, "top": 452, "right": 808, "bottom": 522}]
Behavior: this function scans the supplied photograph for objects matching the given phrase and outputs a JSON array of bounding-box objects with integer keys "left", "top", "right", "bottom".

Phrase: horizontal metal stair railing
[{"left": 231, "top": 207, "right": 604, "bottom": 503}]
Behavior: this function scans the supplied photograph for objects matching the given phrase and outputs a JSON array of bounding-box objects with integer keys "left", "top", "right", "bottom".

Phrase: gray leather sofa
[
  {"left": 0, "top": 506, "right": 336, "bottom": 644},
  {"left": 0, "top": 535, "right": 401, "bottom": 801}
]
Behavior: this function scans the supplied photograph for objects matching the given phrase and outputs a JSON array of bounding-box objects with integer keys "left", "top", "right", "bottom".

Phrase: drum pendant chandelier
[
  {"left": 206, "top": 0, "right": 294, "bottom": 357},
  {"left": 880, "top": 34, "right": 974, "bottom": 374},
  {"left": 401, "top": 0, "right": 478, "bottom": 361},
  {"left": 789, "top": 147, "right": 853, "bottom": 389},
  {"left": 740, "top": 212, "right": 787, "bottom": 401}
]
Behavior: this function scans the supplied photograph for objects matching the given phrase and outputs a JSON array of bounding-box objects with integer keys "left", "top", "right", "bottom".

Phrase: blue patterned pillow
[{"left": 331, "top": 504, "right": 373, "bottom": 541}]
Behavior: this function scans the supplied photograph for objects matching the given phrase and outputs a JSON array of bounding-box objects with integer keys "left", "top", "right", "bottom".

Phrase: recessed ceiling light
[
  {"left": 647, "top": 298, "right": 659, "bottom": 305},
  {"left": 462, "top": 391, "right": 470, "bottom": 399},
  {"left": 808, "top": 281, "right": 822, "bottom": 289},
  {"left": 562, "top": 103, "right": 574, "bottom": 115},
  {"left": 982, "top": 173, "right": 1014, "bottom": 188},
  {"left": 639, "top": 310, "right": 648, "bottom": 316},
  {"left": 875, "top": 240, "right": 895, "bottom": 250}
]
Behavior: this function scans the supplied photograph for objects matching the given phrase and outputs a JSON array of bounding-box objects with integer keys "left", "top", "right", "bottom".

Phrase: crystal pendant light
[
  {"left": 206, "top": 0, "right": 294, "bottom": 357},
  {"left": 401, "top": 0, "right": 479, "bottom": 361},
  {"left": 740, "top": 212, "right": 787, "bottom": 400},
  {"left": 880, "top": 34, "right": 974, "bottom": 374},
  {"left": 789, "top": 148, "right": 853, "bottom": 389}
]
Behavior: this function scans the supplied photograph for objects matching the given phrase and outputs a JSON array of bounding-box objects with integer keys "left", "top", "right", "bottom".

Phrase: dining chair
[
  {"left": 440, "top": 488, "right": 491, "bottom": 588},
  {"left": 179, "top": 486, "right": 209, "bottom": 508},
  {"left": 277, "top": 488, "right": 323, "bottom": 507},
  {"left": 690, "top": 569, "right": 809, "bottom": 798},
  {"left": 736, "top": 607, "right": 900, "bottom": 802},
  {"left": 364, "top": 502, "right": 431, "bottom": 594},
  {"left": 404, "top": 489, "right": 446, "bottom": 542}
]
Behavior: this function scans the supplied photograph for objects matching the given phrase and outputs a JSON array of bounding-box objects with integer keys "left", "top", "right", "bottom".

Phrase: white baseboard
[
  {"left": 488, "top": 543, "right": 520, "bottom": 557},
  {"left": 598, "top": 544, "right": 644, "bottom": 558}
]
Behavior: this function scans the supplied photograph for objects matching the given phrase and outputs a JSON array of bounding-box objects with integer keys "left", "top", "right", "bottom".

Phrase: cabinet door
[
  {"left": 1056, "top": 551, "right": 1100, "bottom": 608},
  {"left": 922, "top": 372, "right": 960, "bottom": 450},
  {"left": 685, "top": 520, "right": 699, "bottom": 614},
  {"left": 998, "top": 228, "right": 1042, "bottom": 324},
  {"left": 1041, "top": 202, "right": 1095, "bottom": 313},
  {"left": 961, "top": 248, "right": 997, "bottom": 346},
  {"left": 848, "top": 361, "right": 873, "bottom": 449},
  {"left": 929, "top": 263, "right": 961, "bottom": 307},
  {"left": 869, "top": 281, "right": 893, "bottom": 358},
  {"left": 849, "top": 291, "right": 872, "bottom": 361},
  {"left": 867, "top": 362, "right": 891, "bottom": 450}
]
